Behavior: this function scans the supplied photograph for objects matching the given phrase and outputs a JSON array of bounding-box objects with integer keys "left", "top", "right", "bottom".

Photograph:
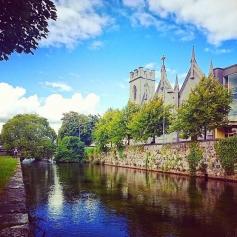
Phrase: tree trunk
[{"left": 191, "top": 135, "right": 198, "bottom": 141}]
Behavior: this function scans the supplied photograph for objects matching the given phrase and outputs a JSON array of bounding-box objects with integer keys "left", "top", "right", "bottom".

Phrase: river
[{"left": 22, "top": 162, "right": 237, "bottom": 237}]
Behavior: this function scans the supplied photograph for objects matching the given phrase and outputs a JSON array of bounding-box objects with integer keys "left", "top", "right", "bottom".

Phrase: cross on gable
[{"left": 161, "top": 55, "right": 166, "bottom": 66}]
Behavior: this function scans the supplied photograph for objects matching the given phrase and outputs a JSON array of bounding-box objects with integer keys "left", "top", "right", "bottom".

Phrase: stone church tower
[{"left": 129, "top": 67, "right": 155, "bottom": 104}]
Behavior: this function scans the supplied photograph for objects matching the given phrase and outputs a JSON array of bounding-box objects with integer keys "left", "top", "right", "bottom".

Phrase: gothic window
[{"left": 133, "top": 85, "right": 137, "bottom": 100}]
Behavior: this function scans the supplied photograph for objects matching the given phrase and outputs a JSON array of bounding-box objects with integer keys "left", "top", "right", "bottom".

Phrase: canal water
[{"left": 22, "top": 163, "right": 237, "bottom": 237}]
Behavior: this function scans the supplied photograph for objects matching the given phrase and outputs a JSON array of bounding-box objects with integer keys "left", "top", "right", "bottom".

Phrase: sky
[{"left": 0, "top": 0, "right": 237, "bottom": 131}]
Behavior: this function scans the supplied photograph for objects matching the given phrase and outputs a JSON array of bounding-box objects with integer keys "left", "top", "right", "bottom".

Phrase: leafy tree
[
  {"left": 93, "top": 109, "right": 125, "bottom": 150},
  {"left": 171, "top": 76, "right": 232, "bottom": 141},
  {"left": 0, "top": 0, "right": 57, "bottom": 60},
  {"left": 58, "top": 112, "right": 99, "bottom": 146},
  {"left": 55, "top": 136, "right": 85, "bottom": 163},
  {"left": 129, "top": 97, "right": 171, "bottom": 143},
  {"left": 121, "top": 101, "right": 140, "bottom": 145},
  {"left": 1, "top": 114, "right": 56, "bottom": 160}
]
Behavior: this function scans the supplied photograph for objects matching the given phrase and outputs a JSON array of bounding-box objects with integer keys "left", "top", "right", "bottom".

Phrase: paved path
[{"left": 0, "top": 160, "right": 30, "bottom": 237}]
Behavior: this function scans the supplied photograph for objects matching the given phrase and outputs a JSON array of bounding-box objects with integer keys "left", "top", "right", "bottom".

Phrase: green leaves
[
  {"left": 0, "top": 0, "right": 57, "bottom": 60},
  {"left": 1, "top": 114, "right": 56, "bottom": 160},
  {"left": 55, "top": 136, "right": 85, "bottom": 162},
  {"left": 171, "top": 75, "right": 232, "bottom": 140},
  {"left": 215, "top": 136, "right": 237, "bottom": 175}
]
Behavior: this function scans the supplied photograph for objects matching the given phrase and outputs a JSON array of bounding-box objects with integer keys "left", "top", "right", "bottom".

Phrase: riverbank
[
  {"left": 88, "top": 141, "right": 237, "bottom": 182},
  {"left": 0, "top": 159, "right": 30, "bottom": 237}
]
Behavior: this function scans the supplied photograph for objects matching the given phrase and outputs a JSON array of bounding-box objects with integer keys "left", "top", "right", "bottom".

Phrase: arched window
[{"left": 133, "top": 85, "right": 137, "bottom": 100}]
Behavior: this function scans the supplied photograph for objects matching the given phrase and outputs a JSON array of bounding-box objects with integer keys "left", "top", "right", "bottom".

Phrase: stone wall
[
  {"left": 90, "top": 141, "right": 237, "bottom": 181},
  {"left": 0, "top": 159, "right": 30, "bottom": 237}
]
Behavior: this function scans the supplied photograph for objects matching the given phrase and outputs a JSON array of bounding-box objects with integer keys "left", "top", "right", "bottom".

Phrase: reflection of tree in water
[{"left": 23, "top": 163, "right": 237, "bottom": 237}]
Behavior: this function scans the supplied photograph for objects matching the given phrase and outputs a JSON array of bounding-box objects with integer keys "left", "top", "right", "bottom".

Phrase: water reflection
[{"left": 22, "top": 163, "right": 237, "bottom": 237}]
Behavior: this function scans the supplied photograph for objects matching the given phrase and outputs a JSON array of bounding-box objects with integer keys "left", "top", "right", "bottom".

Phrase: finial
[
  {"left": 174, "top": 74, "right": 179, "bottom": 91},
  {"left": 161, "top": 55, "right": 166, "bottom": 66},
  {"left": 209, "top": 60, "right": 214, "bottom": 76},
  {"left": 191, "top": 45, "right": 196, "bottom": 63}
]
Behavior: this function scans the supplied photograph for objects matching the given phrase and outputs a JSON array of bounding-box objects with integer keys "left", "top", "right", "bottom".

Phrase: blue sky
[{"left": 0, "top": 0, "right": 237, "bottom": 130}]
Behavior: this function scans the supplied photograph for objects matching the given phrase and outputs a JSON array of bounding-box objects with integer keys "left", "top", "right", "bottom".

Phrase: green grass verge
[{"left": 0, "top": 156, "right": 17, "bottom": 192}]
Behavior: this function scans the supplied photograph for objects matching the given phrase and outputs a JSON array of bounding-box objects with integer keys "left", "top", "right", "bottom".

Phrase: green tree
[
  {"left": 58, "top": 112, "right": 99, "bottom": 146},
  {"left": 1, "top": 114, "right": 56, "bottom": 160},
  {"left": 121, "top": 101, "right": 140, "bottom": 145},
  {"left": 55, "top": 136, "right": 85, "bottom": 163},
  {"left": 0, "top": 0, "right": 57, "bottom": 60},
  {"left": 171, "top": 76, "right": 232, "bottom": 140},
  {"left": 129, "top": 97, "right": 171, "bottom": 143},
  {"left": 93, "top": 109, "right": 125, "bottom": 150}
]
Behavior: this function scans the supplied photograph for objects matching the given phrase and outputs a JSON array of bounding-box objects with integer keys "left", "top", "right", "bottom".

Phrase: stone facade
[{"left": 89, "top": 141, "right": 237, "bottom": 181}]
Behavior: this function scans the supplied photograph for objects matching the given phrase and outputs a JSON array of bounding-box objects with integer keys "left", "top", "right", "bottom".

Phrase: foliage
[
  {"left": 93, "top": 109, "right": 125, "bottom": 150},
  {"left": 187, "top": 143, "right": 203, "bottom": 175},
  {"left": 0, "top": 0, "right": 57, "bottom": 60},
  {"left": 1, "top": 114, "right": 56, "bottom": 160},
  {"left": 171, "top": 76, "right": 232, "bottom": 140},
  {"left": 121, "top": 101, "right": 140, "bottom": 145},
  {"left": 55, "top": 136, "right": 85, "bottom": 162},
  {"left": 0, "top": 157, "right": 17, "bottom": 191},
  {"left": 58, "top": 112, "right": 99, "bottom": 146},
  {"left": 128, "top": 96, "right": 171, "bottom": 143},
  {"left": 85, "top": 147, "right": 96, "bottom": 160},
  {"left": 215, "top": 136, "right": 237, "bottom": 175}
]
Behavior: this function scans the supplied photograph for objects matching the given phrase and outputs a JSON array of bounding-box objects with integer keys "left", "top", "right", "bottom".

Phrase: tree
[
  {"left": 121, "top": 101, "right": 140, "bottom": 145},
  {"left": 129, "top": 97, "right": 171, "bottom": 143},
  {"left": 0, "top": 0, "right": 57, "bottom": 60},
  {"left": 171, "top": 76, "right": 232, "bottom": 140},
  {"left": 58, "top": 112, "right": 99, "bottom": 146},
  {"left": 55, "top": 136, "right": 85, "bottom": 163},
  {"left": 93, "top": 109, "right": 125, "bottom": 150},
  {"left": 1, "top": 114, "right": 56, "bottom": 160}
]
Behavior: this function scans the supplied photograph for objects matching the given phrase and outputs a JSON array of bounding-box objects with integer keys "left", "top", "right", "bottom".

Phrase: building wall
[{"left": 129, "top": 67, "right": 155, "bottom": 104}]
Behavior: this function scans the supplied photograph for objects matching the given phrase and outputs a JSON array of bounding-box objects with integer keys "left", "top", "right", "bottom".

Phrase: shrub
[
  {"left": 187, "top": 143, "right": 203, "bottom": 175},
  {"left": 215, "top": 136, "right": 237, "bottom": 175},
  {"left": 55, "top": 136, "right": 85, "bottom": 162},
  {"left": 85, "top": 147, "right": 96, "bottom": 160}
]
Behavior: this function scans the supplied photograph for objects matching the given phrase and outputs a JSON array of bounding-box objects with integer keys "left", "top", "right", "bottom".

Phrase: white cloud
[
  {"left": 89, "top": 40, "right": 104, "bottom": 50},
  {"left": 41, "top": 0, "right": 111, "bottom": 48},
  {"left": 0, "top": 83, "right": 100, "bottom": 132},
  {"left": 204, "top": 47, "right": 232, "bottom": 54},
  {"left": 144, "top": 62, "right": 157, "bottom": 70},
  {"left": 123, "top": 0, "right": 145, "bottom": 8},
  {"left": 43, "top": 81, "right": 72, "bottom": 92},
  {"left": 147, "top": 0, "right": 237, "bottom": 44}
]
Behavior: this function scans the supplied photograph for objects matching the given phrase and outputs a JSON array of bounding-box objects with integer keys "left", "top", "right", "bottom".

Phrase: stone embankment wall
[
  {"left": 90, "top": 141, "right": 237, "bottom": 181},
  {"left": 0, "top": 160, "right": 30, "bottom": 237}
]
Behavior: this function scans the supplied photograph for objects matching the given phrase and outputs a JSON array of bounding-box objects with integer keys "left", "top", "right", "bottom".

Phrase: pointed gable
[{"left": 179, "top": 46, "right": 204, "bottom": 104}]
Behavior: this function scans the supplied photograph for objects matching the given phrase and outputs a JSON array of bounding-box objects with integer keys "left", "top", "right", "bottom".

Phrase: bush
[
  {"left": 55, "top": 136, "right": 85, "bottom": 162},
  {"left": 187, "top": 143, "right": 203, "bottom": 175},
  {"left": 215, "top": 136, "right": 237, "bottom": 175}
]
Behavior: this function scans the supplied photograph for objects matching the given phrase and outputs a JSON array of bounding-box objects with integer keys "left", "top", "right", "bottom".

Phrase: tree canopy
[
  {"left": 55, "top": 136, "right": 85, "bottom": 163},
  {"left": 128, "top": 96, "right": 171, "bottom": 143},
  {"left": 58, "top": 112, "right": 99, "bottom": 146},
  {"left": 171, "top": 76, "right": 232, "bottom": 140},
  {"left": 1, "top": 114, "right": 56, "bottom": 160},
  {"left": 0, "top": 0, "right": 57, "bottom": 60}
]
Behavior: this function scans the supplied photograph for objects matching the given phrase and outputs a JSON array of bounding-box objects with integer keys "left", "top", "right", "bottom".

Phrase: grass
[{"left": 0, "top": 156, "right": 17, "bottom": 192}]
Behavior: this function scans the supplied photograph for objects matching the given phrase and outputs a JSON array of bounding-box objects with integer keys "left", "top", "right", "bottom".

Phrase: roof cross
[{"left": 161, "top": 55, "right": 166, "bottom": 66}]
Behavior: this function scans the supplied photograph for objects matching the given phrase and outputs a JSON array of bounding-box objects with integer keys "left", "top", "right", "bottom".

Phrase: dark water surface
[{"left": 22, "top": 163, "right": 237, "bottom": 237}]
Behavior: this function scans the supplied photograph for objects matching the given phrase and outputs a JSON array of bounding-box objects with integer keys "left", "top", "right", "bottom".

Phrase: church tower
[{"left": 129, "top": 67, "right": 155, "bottom": 104}]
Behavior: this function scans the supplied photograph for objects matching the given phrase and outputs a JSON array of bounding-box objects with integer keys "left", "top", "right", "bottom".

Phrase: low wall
[
  {"left": 90, "top": 141, "right": 237, "bottom": 181},
  {"left": 0, "top": 159, "right": 30, "bottom": 237}
]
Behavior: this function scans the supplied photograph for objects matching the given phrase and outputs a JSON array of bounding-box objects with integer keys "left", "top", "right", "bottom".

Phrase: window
[
  {"left": 133, "top": 85, "right": 137, "bottom": 100},
  {"left": 228, "top": 73, "right": 237, "bottom": 121}
]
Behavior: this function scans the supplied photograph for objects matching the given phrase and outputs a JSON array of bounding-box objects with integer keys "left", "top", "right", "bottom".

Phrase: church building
[{"left": 129, "top": 47, "right": 237, "bottom": 142}]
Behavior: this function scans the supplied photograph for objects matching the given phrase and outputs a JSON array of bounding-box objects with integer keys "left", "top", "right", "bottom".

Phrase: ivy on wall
[
  {"left": 187, "top": 143, "right": 203, "bottom": 175},
  {"left": 215, "top": 136, "right": 237, "bottom": 175}
]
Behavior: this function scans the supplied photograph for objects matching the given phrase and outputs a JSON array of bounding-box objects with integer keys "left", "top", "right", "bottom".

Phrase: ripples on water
[{"left": 22, "top": 163, "right": 237, "bottom": 237}]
